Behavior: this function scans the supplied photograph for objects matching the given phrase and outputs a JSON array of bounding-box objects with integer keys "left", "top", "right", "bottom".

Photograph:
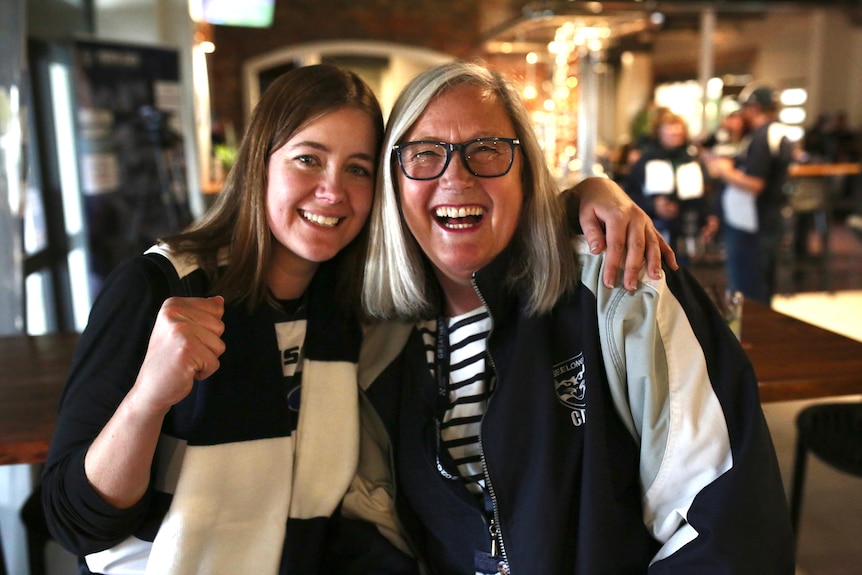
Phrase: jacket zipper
[
  {"left": 482, "top": 455, "right": 510, "bottom": 573},
  {"left": 472, "top": 277, "right": 511, "bottom": 574}
]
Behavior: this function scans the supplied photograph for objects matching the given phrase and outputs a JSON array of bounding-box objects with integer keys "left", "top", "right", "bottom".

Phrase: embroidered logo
[{"left": 553, "top": 352, "right": 587, "bottom": 426}]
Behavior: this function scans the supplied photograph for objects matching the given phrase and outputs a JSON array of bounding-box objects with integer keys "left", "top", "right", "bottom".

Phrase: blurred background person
[
  {"left": 700, "top": 109, "right": 748, "bottom": 256},
  {"left": 624, "top": 110, "right": 719, "bottom": 266},
  {"left": 706, "top": 85, "right": 795, "bottom": 304},
  {"left": 701, "top": 109, "right": 747, "bottom": 159}
]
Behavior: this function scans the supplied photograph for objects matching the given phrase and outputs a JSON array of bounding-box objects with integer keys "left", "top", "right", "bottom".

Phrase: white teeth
[
  {"left": 434, "top": 206, "right": 484, "bottom": 218},
  {"left": 300, "top": 210, "right": 340, "bottom": 227},
  {"left": 434, "top": 205, "right": 484, "bottom": 229}
]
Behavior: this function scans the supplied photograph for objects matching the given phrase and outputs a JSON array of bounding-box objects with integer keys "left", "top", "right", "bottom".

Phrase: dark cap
[{"left": 738, "top": 85, "right": 777, "bottom": 110}]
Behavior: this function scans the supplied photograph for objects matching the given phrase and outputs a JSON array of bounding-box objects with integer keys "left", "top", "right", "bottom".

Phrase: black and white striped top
[{"left": 421, "top": 306, "right": 493, "bottom": 495}]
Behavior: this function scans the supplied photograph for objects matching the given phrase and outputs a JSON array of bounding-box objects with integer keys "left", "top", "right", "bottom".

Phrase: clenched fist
[{"left": 134, "top": 296, "right": 226, "bottom": 415}]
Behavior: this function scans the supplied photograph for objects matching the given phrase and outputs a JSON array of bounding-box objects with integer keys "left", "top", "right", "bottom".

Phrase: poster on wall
[{"left": 72, "top": 39, "right": 192, "bottom": 294}]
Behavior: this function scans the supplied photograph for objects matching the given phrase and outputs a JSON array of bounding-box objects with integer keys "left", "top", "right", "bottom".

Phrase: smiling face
[
  {"left": 398, "top": 83, "right": 523, "bottom": 314},
  {"left": 265, "top": 106, "right": 376, "bottom": 298}
]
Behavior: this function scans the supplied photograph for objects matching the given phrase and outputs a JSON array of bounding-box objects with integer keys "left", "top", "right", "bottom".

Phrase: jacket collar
[{"left": 471, "top": 242, "right": 520, "bottom": 321}]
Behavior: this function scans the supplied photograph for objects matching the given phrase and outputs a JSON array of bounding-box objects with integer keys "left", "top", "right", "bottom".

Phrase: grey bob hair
[{"left": 361, "top": 60, "right": 576, "bottom": 320}]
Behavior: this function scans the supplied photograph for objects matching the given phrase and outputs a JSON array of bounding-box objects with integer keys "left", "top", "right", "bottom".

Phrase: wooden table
[
  {"left": 1, "top": 307, "right": 862, "bottom": 466},
  {"left": 741, "top": 299, "right": 862, "bottom": 403},
  {"left": 0, "top": 332, "right": 79, "bottom": 465}
]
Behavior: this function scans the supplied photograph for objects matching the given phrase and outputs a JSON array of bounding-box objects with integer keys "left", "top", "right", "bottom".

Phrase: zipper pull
[
  {"left": 489, "top": 519, "right": 510, "bottom": 573},
  {"left": 489, "top": 519, "right": 499, "bottom": 557}
]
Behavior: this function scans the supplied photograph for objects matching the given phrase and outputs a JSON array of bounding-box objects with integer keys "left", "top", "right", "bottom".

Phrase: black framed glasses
[{"left": 393, "top": 137, "right": 520, "bottom": 181}]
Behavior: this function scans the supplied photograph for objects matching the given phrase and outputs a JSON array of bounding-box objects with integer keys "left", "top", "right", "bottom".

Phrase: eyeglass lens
[{"left": 397, "top": 138, "right": 517, "bottom": 180}]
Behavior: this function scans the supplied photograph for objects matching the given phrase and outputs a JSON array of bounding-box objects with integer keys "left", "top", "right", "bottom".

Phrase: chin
[
  {"left": 434, "top": 260, "right": 485, "bottom": 281},
  {"left": 311, "top": 250, "right": 342, "bottom": 263}
]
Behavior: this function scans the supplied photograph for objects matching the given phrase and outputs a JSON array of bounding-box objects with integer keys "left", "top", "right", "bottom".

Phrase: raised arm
[
  {"left": 84, "top": 295, "right": 225, "bottom": 509},
  {"left": 41, "top": 258, "right": 225, "bottom": 554}
]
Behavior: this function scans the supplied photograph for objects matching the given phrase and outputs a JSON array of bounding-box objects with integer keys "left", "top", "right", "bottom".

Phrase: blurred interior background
[{"left": 2, "top": 1, "right": 862, "bottom": 574}]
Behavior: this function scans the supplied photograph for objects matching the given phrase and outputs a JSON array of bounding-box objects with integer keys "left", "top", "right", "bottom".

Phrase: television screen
[{"left": 203, "top": 0, "right": 275, "bottom": 28}]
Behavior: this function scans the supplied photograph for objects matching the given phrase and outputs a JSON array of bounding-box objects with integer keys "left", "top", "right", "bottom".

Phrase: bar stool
[{"left": 789, "top": 402, "right": 862, "bottom": 544}]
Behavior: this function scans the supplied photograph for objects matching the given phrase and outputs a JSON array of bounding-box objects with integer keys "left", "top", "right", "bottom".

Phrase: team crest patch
[{"left": 553, "top": 352, "right": 587, "bottom": 426}]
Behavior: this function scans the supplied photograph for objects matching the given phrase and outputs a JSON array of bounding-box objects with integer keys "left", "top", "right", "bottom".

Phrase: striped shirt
[{"left": 421, "top": 306, "right": 493, "bottom": 495}]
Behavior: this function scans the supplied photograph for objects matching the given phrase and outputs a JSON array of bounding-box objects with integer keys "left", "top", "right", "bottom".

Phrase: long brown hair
[{"left": 162, "top": 64, "right": 384, "bottom": 311}]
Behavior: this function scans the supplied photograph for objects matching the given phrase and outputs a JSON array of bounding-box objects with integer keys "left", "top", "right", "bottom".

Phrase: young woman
[{"left": 40, "top": 64, "right": 416, "bottom": 575}]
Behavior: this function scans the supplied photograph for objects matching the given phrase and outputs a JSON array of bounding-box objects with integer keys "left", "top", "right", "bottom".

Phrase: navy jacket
[{"left": 353, "top": 237, "right": 795, "bottom": 574}]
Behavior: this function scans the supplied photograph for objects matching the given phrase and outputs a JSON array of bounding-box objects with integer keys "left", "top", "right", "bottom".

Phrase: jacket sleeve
[
  {"left": 582, "top": 241, "right": 795, "bottom": 573},
  {"left": 41, "top": 256, "right": 170, "bottom": 555}
]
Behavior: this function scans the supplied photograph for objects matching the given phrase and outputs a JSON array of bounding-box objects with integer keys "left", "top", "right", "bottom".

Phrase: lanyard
[
  {"left": 435, "top": 316, "right": 460, "bottom": 480},
  {"left": 435, "top": 316, "right": 450, "bottom": 418}
]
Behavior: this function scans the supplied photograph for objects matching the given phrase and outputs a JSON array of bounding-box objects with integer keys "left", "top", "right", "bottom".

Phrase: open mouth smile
[
  {"left": 299, "top": 209, "right": 341, "bottom": 228},
  {"left": 434, "top": 205, "right": 485, "bottom": 230}
]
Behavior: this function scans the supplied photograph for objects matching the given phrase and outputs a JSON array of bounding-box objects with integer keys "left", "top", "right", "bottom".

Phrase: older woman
[{"left": 354, "top": 61, "right": 794, "bottom": 574}]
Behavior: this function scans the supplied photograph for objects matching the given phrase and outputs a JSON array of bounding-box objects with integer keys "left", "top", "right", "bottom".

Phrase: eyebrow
[
  {"left": 403, "top": 134, "right": 505, "bottom": 143},
  {"left": 289, "top": 141, "right": 374, "bottom": 162}
]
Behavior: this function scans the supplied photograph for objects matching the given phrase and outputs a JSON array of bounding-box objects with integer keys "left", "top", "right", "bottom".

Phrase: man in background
[{"left": 706, "top": 86, "right": 794, "bottom": 303}]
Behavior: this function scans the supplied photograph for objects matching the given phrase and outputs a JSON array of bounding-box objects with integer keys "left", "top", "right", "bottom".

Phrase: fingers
[
  {"left": 600, "top": 208, "right": 651, "bottom": 291},
  {"left": 644, "top": 226, "right": 678, "bottom": 281},
  {"left": 138, "top": 296, "right": 227, "bottom": 410},
  {"left": 611, "top": 220, "right": 676, "bottom": 291},
  {"left": 643, "top": 227, "right": 662, "bottom": 280},
  {"left": 592, "top": 210, "right": 648, "bottom": 290},
  {"left": 169, "top": 295, "right": 225, "bottom": 332},
  {"left": 620, "top": 228, "right": 647, "bottom": 291},
  {"left": 578, "top": 208, "right": 608, "bottom": 255},
  {"left": 600, "top": 217, "right": 626, "bottom": 289},
  {"left": 171, "top": 296, "right": 226, "bottom": 380},
  {"left": 567, "top": 176, "right": 679, "bottom": 289},
  {"left": 578, "top": 206, "right": 633, "bottom": 290}
]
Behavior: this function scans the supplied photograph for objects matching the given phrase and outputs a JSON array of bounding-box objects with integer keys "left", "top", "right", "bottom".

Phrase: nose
[
  {"left": 315, "top": 170, "right": 346, "bottom": 203},
  {"left": 439, "top": 148, "right": 474, "bottom": 189}
]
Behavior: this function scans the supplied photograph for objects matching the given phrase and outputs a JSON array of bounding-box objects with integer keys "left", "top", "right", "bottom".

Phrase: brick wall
[{"left": 207, "top": 0, "right": 511, "bottom": 135}]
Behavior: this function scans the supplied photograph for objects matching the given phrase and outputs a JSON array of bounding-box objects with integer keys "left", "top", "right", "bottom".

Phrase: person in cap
[{"left": 706, "top": 84, "right": 794, "bottom": 303}]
